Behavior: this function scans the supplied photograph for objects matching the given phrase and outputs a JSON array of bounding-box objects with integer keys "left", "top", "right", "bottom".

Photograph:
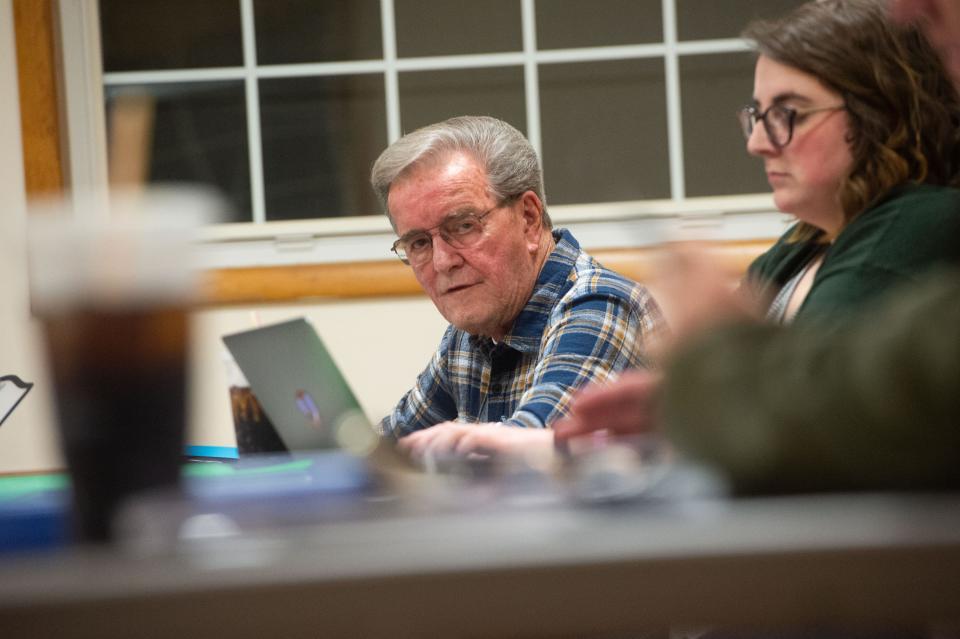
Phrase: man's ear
[{"left": 518, "top": 191, "right": 544, "bottom": 248}]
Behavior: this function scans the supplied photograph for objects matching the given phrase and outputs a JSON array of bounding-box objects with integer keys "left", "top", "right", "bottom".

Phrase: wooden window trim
[
  {"left": 198, "top": 241, "right": 771, "bottom": 306},
  {"left": 13, "top": 0, "right": 63, "bottom": 196}
]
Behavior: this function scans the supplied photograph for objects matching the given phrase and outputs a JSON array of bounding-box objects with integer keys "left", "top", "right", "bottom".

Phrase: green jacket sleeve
[{"left": 661, "top": 272, "right": 960, "bottom": 494}]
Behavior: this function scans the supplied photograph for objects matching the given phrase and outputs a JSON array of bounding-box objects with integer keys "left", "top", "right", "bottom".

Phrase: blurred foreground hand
[
  {"left": 553, "top": 370, "right": 662, "bottom": 442},
  {"left": 649, "top": 242, "right": 759, "bottom": 359}
]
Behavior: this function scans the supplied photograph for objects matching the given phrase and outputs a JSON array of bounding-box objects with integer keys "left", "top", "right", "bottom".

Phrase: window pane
[
  {"left": 253, "top": 0, "right": 382, "bottom": 64},
  {"left": 259, "top": 75, "right": 387, "bottom": 220},
  {"left": 399, "top": 67, "right": 526, "bottom": 136},
  {"left": 540, "top": 60, "right": 669, "bottom": 204},
  {"left": 537, "top": 0, "right": 661, "bottom": 49},
  {"left": 676, "top": 0, "right": 806, "bottom": 41},
  {"left": 99, "top": 0, "right": 242, "bottom": 71},
  {"left": 395, "top": 0, "right": 521, "bottom": 57},
  {"left": 105, "top": 82, "right": 251, "bottom": 222},
  {"left": 681, "top": 53, "right": 767, "bottom": 197}
]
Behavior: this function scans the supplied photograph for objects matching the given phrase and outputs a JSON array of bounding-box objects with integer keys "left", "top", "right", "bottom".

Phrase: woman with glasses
[
  {"left": 737, "top": 0, "right": 960, "bottom": 323},
  {"left": 553, "top": 0, "right": 960, "bottom": 491}
]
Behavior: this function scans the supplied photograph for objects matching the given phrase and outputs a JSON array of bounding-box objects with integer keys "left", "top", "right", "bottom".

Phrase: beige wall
[{"left": 0, "top": 0, "right": 61, "bottom": 474}]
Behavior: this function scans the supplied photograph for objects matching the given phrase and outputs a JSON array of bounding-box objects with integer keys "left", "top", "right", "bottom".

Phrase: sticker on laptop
[{"left": 295, "top": 389, "right": 323, "bottom": 430}]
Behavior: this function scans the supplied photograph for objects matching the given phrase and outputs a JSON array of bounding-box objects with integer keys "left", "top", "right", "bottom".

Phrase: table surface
[{"left": 0, "top": 481, "right": 958, "bottom": 639}]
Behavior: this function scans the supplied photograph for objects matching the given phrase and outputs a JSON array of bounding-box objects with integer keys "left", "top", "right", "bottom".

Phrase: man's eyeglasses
[
  {"left": 737, "top": 103, "right": 846, "bottom": 150},
  {"left": 391, "top": 201, "right": 508, "bottom": 266}
]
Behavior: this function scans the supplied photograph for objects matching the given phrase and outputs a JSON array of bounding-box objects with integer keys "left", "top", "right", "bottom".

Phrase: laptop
[{"left": 222, "top": 318, "right": 369, "bottom": 454}]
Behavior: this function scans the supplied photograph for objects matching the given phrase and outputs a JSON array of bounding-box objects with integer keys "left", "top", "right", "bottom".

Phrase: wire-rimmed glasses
[{"left": 391, "top": 202, "right": 506, "bottom": 266}]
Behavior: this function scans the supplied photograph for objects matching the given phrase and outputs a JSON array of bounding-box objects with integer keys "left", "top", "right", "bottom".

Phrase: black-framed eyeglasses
[
  {"left": 737, "top": 103, "right": 846, "bottom": 150},
  {"left": 391, "top": 200, "right": 509, "bottom": 267}
]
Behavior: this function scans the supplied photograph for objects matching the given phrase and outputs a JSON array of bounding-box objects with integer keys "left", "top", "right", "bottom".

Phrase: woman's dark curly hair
[{"left": 743, "top": 0, "right": 960, "bottom": 240}]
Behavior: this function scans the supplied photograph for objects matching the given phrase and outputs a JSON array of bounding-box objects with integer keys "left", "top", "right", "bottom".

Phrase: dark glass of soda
[
  {"left": 29, "top": 192, "right": 215, "bottom": 544},
  {"left": 44, "top": 306, "right": 189, "bottom": 543}
]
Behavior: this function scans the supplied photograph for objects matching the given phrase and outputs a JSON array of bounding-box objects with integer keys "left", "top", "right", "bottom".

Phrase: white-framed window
[{"left": 68, "top": 0, "right": 804, "bottom": 267}]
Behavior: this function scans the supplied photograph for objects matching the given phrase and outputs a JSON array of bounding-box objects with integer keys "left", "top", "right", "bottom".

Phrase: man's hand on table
[
  {"left": 397, "top": 421, "right": 554, "bottom": 467},
  {"left": 553, "top": 370, "right": 662, "bottom": 442}
]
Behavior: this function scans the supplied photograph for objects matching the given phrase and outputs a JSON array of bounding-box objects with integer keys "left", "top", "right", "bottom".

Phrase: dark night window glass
[
  {"left": 100, "top": 0, "right": 243, "bottom": 71},
  {"left": 537, "top": 0, "right": 662, "bottom": 50},
  {"left": 398, "top": 66, "right": 526, "bottom": 136},
  {"left": 253, "top": 0, "right": 382, "bottom": 64},
  {"left": 106, "top": 82, "right": 251, "bottom": 222},
  {"left": 259, "top": 75, "right": 387, "bottom": 220},
  {"left": 681, "top": 52, "right": 768, "bottom": 197},
  {"left": 394, "top": 0, "right": 521, "bottom": 58},
  {"left": 540, "top": 59, "right": 669, "bottom": 204},
  {"left": 676, "top": 0, "right": 806, "bottom": 41},
  {"left": 99, "top": 0, "right": 795, "bottom": 228}
]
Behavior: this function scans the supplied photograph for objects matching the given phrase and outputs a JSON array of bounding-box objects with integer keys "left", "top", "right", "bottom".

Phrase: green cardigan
[{"left": 747, "top": 183, "right": 960, "bottom": 320}]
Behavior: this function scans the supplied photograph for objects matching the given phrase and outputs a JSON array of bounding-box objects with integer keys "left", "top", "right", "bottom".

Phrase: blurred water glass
[{"left": 28, "top": 187, "right": 222, "bottom": 544}]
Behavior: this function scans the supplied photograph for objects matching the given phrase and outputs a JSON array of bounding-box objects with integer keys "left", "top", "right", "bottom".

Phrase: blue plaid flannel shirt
[{"left": 380, "top": 229, "right": 665, "bottom": 437}]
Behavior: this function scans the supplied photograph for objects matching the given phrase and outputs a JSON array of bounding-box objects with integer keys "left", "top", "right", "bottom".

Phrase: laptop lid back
[{"left": 222, "top": 319, "right": 364, "bottom": 452}]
